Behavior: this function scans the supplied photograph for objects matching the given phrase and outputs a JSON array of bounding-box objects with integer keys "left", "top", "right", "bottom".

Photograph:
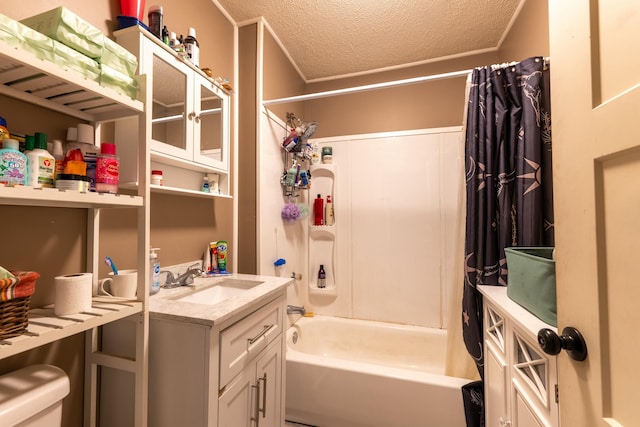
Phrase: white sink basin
[{"left": 171, "top": 279, "right": 264, "bottom": 305}]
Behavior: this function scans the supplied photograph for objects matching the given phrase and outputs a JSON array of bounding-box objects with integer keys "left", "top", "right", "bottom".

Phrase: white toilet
[{"left": 0, "top": 364, "right": 70, "bottom": 426}]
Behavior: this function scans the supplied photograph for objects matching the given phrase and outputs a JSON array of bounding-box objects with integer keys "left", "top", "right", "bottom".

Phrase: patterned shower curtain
[{"left": 461, "top": 56, "right": 554, "bottom": 426}]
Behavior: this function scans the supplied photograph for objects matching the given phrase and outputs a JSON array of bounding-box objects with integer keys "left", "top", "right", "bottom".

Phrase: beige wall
[
  {"left": 238, "top": 24, "right": 258, "bottom": 273},
  {"left": 498, "top": 0, "right": 549, "bottom": 63},
  {"left": 237, "top": 23, "right": 307, "bottom": 274}
]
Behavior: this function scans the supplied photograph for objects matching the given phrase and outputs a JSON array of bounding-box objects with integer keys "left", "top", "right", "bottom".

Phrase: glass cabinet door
[
  {"left": 193, "top": 75, "right": 229, "bottom": 171},
  {"left": 150, "top": 52, "right": 190, "bottom": 157}
]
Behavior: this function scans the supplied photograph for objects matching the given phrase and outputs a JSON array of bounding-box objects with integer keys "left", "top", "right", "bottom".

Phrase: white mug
[{"left": 99, "top": 269, "right": 137, "bottom": 298}]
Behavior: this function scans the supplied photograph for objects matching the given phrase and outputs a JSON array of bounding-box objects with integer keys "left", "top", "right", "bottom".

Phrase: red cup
[{"left": 120, "top": 0, "right": 146, "bottom": 21}]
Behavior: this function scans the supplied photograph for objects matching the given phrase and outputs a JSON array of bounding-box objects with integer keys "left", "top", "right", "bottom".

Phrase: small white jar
[{"left": 151, "top": 170, "right": 163, "bottom": 186}]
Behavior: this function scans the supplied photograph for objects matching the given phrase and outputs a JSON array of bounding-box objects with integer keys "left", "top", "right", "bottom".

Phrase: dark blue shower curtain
[{"left": 461, "top": 56, "right": 554, "bottom": 426}]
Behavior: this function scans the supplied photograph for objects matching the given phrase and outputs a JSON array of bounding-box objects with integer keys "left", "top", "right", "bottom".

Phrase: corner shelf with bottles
[{"left": 308, "top": 161, "right": 336, "bottom": 296}]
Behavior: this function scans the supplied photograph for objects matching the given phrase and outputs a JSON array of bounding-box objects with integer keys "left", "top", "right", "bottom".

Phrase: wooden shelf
[
  {"left": 0, "top": 186, "right": 143, "bottom": 208},
  {"left": 0, "top": 297, "right": 143, "bottom": 359},
  {"left": 0, "top": 38, "right": 143, "bottom": 122}
]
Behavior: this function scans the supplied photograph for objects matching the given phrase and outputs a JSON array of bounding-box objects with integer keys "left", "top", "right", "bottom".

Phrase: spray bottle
[{"left": 184, "top": 27, "right": 200, "bottom": 67}]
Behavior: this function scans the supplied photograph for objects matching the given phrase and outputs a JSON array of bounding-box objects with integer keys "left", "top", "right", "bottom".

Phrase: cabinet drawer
[{"left": 219, "top": 298, "right": 283, "bottom": 388}]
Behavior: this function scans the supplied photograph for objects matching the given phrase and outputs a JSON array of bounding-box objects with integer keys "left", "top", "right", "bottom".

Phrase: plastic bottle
[
  {"left": 216, "top": 240, "right": 228, "bottom": 272},
  {"left": 27, "top": 132, "right": 55, "bottom": 188},
  {"left": 201, "top": 175, "right": 210, "bottom": 192},
  {"left": 149, "top": 248, "right": 161, "bottom": 295},
  {"left": 147, "top": 5, "right": 163, "bottom": 39},
  {"left": 184, "top": 27, "right": 200, "bottom": 67},
  {"left": 284, "top": 164, "right": 297, "bottom": 186},
  {"left": 313, "top": 194, "right": 324, "bottom": 225},
  {"left": 162, "top": 25, "right": 169, "bottom": 45},
  {"left": 96, "top": 142, "right": 120, "bottom": 193},
  {"left": 325, "top": 195, "right": 334, "bottom": 226},
  {"left": 151, "top": 169, "right": 163, "bottom": 186},
  {"left": 0, "top": 116, "right": 10, "bottom": 140},
  {"left": 321, "top": 146, "right": 333, "bottom": 164},
  {"left": 318, "top": 264, "right": 326, "bottom": 288},
  {"left": 66, "top": 140, "right": 98, "bottom": 190},
  {"left": 51, "top": 139, "right": 65, "bottom": 180},
  {"left": 23, "top": 134, "right": 35, "bottom": 154},
  {"left": 0, "top": 138, "right": 28, "bottom": 186}
]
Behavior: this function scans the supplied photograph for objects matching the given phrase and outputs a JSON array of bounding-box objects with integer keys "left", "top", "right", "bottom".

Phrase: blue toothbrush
[{"left": 104, "top": 256, "right": 119, "bottom": 275}]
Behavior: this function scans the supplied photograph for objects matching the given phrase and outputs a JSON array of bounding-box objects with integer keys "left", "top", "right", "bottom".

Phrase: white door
[{"left": 549, "top": 1, "right": 640, "bottom": 426}]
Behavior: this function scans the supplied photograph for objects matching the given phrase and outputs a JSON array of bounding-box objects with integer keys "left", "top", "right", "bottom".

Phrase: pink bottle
[{"left": 96, "top": 143, "right": 119, "bottom": 193}]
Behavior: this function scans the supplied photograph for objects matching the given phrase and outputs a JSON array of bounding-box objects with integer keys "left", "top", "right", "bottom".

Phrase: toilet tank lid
[{"left": 0, "top": 364, "right": 70, "bottom": 425}]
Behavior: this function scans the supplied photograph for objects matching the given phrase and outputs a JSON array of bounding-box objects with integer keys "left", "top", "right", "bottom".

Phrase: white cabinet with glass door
[
  {"left": 114, "top": 25, "right": 231, "bottom": 196},
  {"left": 481, "top": 286, "right": 559, "bottom": 427}
]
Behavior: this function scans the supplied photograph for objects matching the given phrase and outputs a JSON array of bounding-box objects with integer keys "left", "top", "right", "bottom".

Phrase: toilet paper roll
[
  {"left": 76, "top": 123, "right": 94, "bottom": 144},
  {"left": 66, "top": 126, "right": 77, "bottom": 142},
  {"left": 54, "top": 273, "right": 93, "bottom": 316}
]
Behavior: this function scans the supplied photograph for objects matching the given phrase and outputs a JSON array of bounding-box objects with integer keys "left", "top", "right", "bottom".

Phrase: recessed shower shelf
[
  {"left": 309, "top": 284, "right": 337, "bottom": 296},
  {"left": 308, "top": 160, "right": 337, "bottom": 298}
]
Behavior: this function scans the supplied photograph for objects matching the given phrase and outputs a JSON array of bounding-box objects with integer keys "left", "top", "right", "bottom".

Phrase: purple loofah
[{"left": 281, "top": 202, "right": 301, "bottom": 222}]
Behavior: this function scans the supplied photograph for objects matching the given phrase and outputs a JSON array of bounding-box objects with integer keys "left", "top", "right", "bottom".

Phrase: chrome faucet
[
  {"left": 287, "top": 305, "right": 306, "bottom": 315},
  {"left": 160, "top": 263, "right": 203, "bottom": 288},
  {"left": 175, "top": 264, "right": 203, "bottom": 286}
]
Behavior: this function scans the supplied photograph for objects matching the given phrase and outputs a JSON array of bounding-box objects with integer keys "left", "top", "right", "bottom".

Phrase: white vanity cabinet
[
  {"left": 480, "top": 286, "right": 559, "bottom": 427},
  {"left": 148, "top": 295, "right": 286, "bottom": 427},
  {"left": 218, "top": 337, "right": 282, "bottom": 427},
  {"left": 114, "top": 25, "right": 231, "bottom": 196}
]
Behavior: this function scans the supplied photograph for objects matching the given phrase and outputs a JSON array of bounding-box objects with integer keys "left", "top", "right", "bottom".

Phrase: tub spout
[{"left": 287, "top": 305, "right": 306, "bottom": 315}]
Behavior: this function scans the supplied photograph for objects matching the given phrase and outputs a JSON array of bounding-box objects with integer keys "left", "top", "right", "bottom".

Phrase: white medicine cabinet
[{"left": 114, "top": 25, "right": 231, "bottom": 197}]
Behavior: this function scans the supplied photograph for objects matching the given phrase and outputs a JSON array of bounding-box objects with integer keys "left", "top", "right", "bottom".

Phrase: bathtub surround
[{"left": 259, "top": 112, "right": 465, "bottom": 329}]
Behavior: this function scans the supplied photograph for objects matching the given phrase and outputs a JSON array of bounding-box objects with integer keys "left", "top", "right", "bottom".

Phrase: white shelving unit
[{"left": 0, "top": 35, "right": 149, "bottom": 427}]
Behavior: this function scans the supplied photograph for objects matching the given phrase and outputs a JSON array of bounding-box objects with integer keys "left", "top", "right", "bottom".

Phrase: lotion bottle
[
  {"left": 27, "top": 132, "right": 55, "bottom": 188},
  {"left": 149, "top": 248, "right": 161, "bottom": 295},
  {"left": 325, "top": 195, "right": 334, "bottom": 226}
]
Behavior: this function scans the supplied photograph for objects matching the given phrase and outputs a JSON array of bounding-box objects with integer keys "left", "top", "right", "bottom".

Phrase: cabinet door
[
  {"left": 512, "top": 392, "right": 545, "bottom": 427},
  {"left": 485, "top": 304, "right": 509, "bottom": 427},
  {"left": 149, "top": 45, "right": 193, "bottom": 160},
  {"left": 192, "top": 73, "right": 230, "bottom": 172},
  {"left": 255, "top": 337, "right": 283, "bottom": 427},
  {"left": 218, "top": 367, "right": 255, "bottom": 427}
]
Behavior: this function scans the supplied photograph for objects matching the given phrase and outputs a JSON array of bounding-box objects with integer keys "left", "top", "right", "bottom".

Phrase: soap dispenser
[{"left": 150, "top": 248, "right": 161, "bottom": 295}]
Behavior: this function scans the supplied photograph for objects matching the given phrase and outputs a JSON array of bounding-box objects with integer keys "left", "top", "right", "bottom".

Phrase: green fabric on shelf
[
  {"left": 505, "top": 247, "right": 557, "bottom": 326},
  {"left": 20, "top": 6, "right": 104, "bottom": 59}
]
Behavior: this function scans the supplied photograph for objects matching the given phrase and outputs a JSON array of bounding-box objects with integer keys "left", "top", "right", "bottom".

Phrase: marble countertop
[{"left": 149, "top": 273, "right": 293, "bottom": 327}]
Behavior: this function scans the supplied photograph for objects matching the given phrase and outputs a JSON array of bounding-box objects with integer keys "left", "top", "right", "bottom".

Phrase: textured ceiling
[{"left": 216, "top": 0, "right": 524, "bottom": 81}]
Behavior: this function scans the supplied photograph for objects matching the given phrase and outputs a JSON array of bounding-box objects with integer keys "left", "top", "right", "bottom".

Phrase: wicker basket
[
  {"left": 0, "top": 296, "right": 31, "bottom": 339},
  {"left": 0, "top": 271, "right": 39, "bottom": 340}
]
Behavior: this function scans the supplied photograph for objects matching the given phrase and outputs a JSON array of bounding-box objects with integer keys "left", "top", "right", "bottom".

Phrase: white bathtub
[{"left": 285, "top": 315, "right": 470, "bottom": 427}]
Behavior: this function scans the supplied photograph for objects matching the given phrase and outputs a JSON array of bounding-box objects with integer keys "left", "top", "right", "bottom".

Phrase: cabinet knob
[
  {"left": 537, "top": 326, "right": 588, "bottom": 361},
  {"left": 188, "top": 111, "right": 196, "bottom": 120}
]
